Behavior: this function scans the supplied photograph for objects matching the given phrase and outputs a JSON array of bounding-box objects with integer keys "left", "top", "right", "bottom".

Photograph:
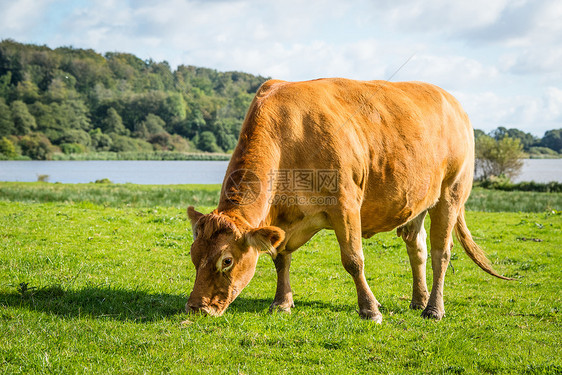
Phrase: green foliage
[
  {"left": 528, "top": 146, "right": 560, "bottom": 158},
  {"left": 0, "top": 136, "right": 17, "bottom": 157},
  {"left": 50, "top": 151, "right": 229, "bottom": 161},
  {"left": 197, "top": 130, "right": 222, "bottom": 152},
  {"left": 18, "top": 132, "right": 56, "bottom": 160},
  {"left": 60, "top": 142, "right": 86, "bottom": 154},
  {"left": 58, "top": 128, "right": 91, "bottom": 148},
  {"left": 102, "top": 107, "right": 128, "bottom": 136},
  {"left": 475, "top": 178, "right": 562, "bottom": 193},
  {"left": 0, "top": 97, "right": 14, "bottom": 136},
  {"left": 89, "top": 128, "right": 112, "bottom": 151},
  {"left": 0, "top": 189, "right": 560, "bottom": 373},
  {"left": 0, "top": 40, "right": 270, "bottom": 159},
  {"left": 475, "top": 135, "right": 525, "bottom": 180},
  {"left": 10, "top": 99, "right": 36, "bottom": 135},
  {"left": 110, "top": 134, "right": 153, "bottom": 152},
  {"left": 541, "top": 129, "right": 562, "bottom": 153}
]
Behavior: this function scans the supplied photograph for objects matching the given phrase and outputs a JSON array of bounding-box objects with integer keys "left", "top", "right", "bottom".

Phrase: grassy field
[
  {"left": 0, "top": 183, "right": 561, "bottom": 374},
  {"left": 1, "top": 182, "right": 562, "bottom": 212}
]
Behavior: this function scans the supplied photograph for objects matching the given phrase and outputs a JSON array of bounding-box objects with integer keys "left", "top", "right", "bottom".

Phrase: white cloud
[
  {"left": 455, "top": 88, "right": 562, "bottom": 136},
  {"left": 0, "top": 0, "right": 55, "bottom": 37}
]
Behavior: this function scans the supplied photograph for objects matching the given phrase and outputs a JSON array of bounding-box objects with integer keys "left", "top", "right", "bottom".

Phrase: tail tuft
[{"left": 454, "top": 208, "right": 513, "bottom": 281}]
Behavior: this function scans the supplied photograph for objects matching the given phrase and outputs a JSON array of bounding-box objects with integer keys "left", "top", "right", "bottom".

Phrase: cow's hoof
[
  {"left": 409, "top": 301, "right": 427, "bottom": 310},
  {"left": 421, "top": 306, "right": 444, "bottom": 320},
  {"left": 359, "top": 309, "right": 383, "bottom": 324},
  {"left": 269, "top": 302, "right": 293, "bottom": 314}
]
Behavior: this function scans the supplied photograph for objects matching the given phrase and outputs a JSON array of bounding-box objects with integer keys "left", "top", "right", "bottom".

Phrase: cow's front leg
[
  {"left": 333, "top": 210, "right": 382, "bottom": 323},
  {"left": 269, "top": 252, "right": 294, "bottom": 313}
]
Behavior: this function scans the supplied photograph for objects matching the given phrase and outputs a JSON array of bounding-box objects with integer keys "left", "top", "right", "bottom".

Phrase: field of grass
[
  {"left": 0, "top": 183, "right": 561, "bottom": 374},
  {"left": 1, "top": 182, "right": 562, "bottom": 213}
]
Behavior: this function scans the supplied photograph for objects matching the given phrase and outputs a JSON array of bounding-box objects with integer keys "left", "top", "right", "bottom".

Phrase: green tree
[
  {"left": 10, "top": 100, "right": 36, "bottom": 135},
  {"left": 18, "top": 132, "right": 55, "bottom": 160},
  {"left": 102, "top": 108, "right": 128, "bottom": 135},
  {"left": 58, "top": 129, "right": 91, "bottom": 148},
  {"left": 475, "top": 135, "right": 524, "bottom": 180},
  {"left": 15, "top": 80, "right": 40, "bottom": 102},
  {"left": 110, "top": 134, "right": 153, "bottom": 152},
  {"left": 0, "top": 136, "right": 17, "bottom": 158},
  {"left": 142, "top": 113, "right": 166, "bottom": 135},
  {"left": 0, "top": 72, "right": 11, "bottom": 98},
  {"left": 90, "top": 128, "right": 112, "bottom": 151},
  {"left": 0, "top": 98, "right": 14, "bottom": 136},
  {"left": 540, "top": 129, "right": 562, "bottom": 153},
  {"left": 197, "top": 131, "right": 222, "bottom": 153}
]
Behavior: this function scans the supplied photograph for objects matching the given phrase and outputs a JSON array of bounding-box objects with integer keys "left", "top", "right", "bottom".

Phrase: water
[
  {"left": 0, "top": 159, "right": 560, "bottom": 184},
  {"left": 0, "top": 160, "right": 230, "bottom": 184},
  {"left": 512, "top": 159, "right": 562, "bottom": 183}
]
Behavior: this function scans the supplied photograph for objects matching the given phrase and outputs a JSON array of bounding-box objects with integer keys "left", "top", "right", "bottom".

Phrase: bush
[
  {"left": 475, "top": 135, "right": 524, "bottom": 180},
  {"left": 475, "top": 177, "right": 562, "bottom": 193},
  {"left": 57, "top": 129, "right": 91, "bottom": 148},
  {"left": 528, "top": 147, "right": 560, "bottom": 158},
  {"left": 90, "top": 128, "right": 113, "bottom": 151},
  {"left": 110, "top": 134, "right": 153, "bottom": 152},
  {"left": 197, "top": 131, "right": 222, "bottom": 153},
  {"left": 0, "top": 136, "right": 18, "bottom": 158},
  {"left": 18, "top": 133, "right": 57, "bottom": 160},
  {"left": 60, "top": 143, "right": 86, "bottom": 154}
]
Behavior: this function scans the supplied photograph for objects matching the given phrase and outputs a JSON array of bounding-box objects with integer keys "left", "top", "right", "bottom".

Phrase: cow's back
[{"left": 232, "top": 78, "right": 474, "bottom": 235}]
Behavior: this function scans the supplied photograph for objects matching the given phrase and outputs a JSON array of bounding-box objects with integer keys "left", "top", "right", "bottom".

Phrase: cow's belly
[{"left": 358, "top": 174, "right": 440, "bottom": 238}]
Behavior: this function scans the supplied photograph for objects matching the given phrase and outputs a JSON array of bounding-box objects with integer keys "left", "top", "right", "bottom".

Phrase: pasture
[{"left": 0, "top": 182, "right": 560, "bottom": 374}]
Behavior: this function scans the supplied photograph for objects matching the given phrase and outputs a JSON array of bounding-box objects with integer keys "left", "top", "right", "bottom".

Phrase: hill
[{"left": 0, "top": 39, "right": 268, "bottom": 159}]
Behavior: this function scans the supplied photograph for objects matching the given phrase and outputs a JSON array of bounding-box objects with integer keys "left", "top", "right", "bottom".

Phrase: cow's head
[{"left": 186, "top": 206, "right": 285, "bottom": 316}]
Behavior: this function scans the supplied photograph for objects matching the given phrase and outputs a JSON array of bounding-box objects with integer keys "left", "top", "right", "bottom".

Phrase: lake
[{"left": 0, "top": 159, "right": 560, "bottom": 184}]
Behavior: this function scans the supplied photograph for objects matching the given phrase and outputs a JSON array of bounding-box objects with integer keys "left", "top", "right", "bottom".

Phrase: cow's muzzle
[{"left": 185, "top": 302, "right": 221, "bottom": 316}]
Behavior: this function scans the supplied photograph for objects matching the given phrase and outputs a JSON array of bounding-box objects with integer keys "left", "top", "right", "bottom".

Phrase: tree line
[
  {"left": 0, "top": 40, "right": 561, "bottom": 163},
  {"left": 0, "top": 39, "right": 267, "bottom": 159}
]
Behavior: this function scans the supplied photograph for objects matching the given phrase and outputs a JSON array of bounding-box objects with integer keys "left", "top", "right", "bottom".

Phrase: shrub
[
  {"left": 60, "top": 143, "right": 86, "bottom": 154},
  {"left": 0, "top": 136, "right": 18, "bottom": 158},
  {"left": 475, "top": 135, "right": 524, "bottom": 180},
  {"left": 18, "top": 133, "right": 56, "bottom": 160}
]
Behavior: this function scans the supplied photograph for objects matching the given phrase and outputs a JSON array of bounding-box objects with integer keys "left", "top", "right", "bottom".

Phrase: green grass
[
  {"left": 0, "top": 186, "right": 561, "bottom": 374},
  {"left": 50, "top": 151, "right": 231, "bottom": 161},
  {"left": 1, "top": 182, "right": 561, "bottom": 212}
]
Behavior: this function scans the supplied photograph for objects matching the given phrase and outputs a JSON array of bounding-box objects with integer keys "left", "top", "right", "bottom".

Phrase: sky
[{"left": 0, "top": 0, "right": 561, "bottom": 136}]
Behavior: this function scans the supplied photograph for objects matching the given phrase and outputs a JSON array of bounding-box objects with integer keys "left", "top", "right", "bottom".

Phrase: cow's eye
[{"left": 222, "top": 257, "right": 233, "bottom": 269}]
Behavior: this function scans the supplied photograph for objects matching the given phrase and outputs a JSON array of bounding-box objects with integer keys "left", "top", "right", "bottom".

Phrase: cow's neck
[{"left": 216, "top": 143, "right": 278, "bottom": 228}]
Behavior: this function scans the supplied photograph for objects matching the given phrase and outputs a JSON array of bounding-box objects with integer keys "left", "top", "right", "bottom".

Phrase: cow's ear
[
  {"left": 245, "top": 226, "right": 285, "bottom": 258},
  {"left": 187, "top": 206, "right": 204, "bottom": 239}
]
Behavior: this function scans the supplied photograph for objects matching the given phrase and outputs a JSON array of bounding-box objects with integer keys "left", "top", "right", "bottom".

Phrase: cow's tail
[{"left": 454, "top": 207, "right": 513, "bottom": 280}]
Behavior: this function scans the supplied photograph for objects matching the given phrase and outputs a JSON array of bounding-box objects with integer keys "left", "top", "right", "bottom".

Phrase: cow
[{"left": 186, "top": 78, "right": 509, "bottom": 323}]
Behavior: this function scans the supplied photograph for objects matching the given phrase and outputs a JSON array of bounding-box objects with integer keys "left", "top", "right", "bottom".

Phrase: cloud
[
  {"left": 455, "top": 87, "right": 562, "bottom": 136},
  {"left": 0, "top": 0, "right": 55, "bottom": 38}
]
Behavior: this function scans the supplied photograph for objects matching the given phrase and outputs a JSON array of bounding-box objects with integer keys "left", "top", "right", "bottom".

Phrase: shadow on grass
[
  {"left": 0, "top": 285, "right": 186, "bottom": 322},
  {"left": 0, "top": 285, "right": 353, "bottom": 321},
  {"left": 229, "top": 296, "right": 354, "bottom": 314}
]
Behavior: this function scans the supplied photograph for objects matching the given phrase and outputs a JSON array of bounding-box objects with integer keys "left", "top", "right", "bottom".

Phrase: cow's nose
[{"left": 186, "top": 302, "right": 210, "bottom": 315}]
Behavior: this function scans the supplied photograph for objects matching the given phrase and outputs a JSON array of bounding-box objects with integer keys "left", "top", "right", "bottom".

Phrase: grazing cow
[{"left": 186, "top": 78, "right": 509, "bottom": 322}]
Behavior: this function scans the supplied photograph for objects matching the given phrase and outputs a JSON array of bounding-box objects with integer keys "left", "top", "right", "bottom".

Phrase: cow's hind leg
[
  {"left": 398, "top": 211, "right": 429, "bottom": 310},
  {"left": 423, "top": 199, "right": 457, "bottom": 320},
  {"left": 332, "top": 209, "right": 382, "bottom": 323},
  {"left": 270, "top": 252, "right": 294, "bottom": 313}
]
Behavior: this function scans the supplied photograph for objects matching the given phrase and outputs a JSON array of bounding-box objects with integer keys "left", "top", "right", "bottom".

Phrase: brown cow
[{"left": 186, "top": 78, "right": 509, "bottom": 322}]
